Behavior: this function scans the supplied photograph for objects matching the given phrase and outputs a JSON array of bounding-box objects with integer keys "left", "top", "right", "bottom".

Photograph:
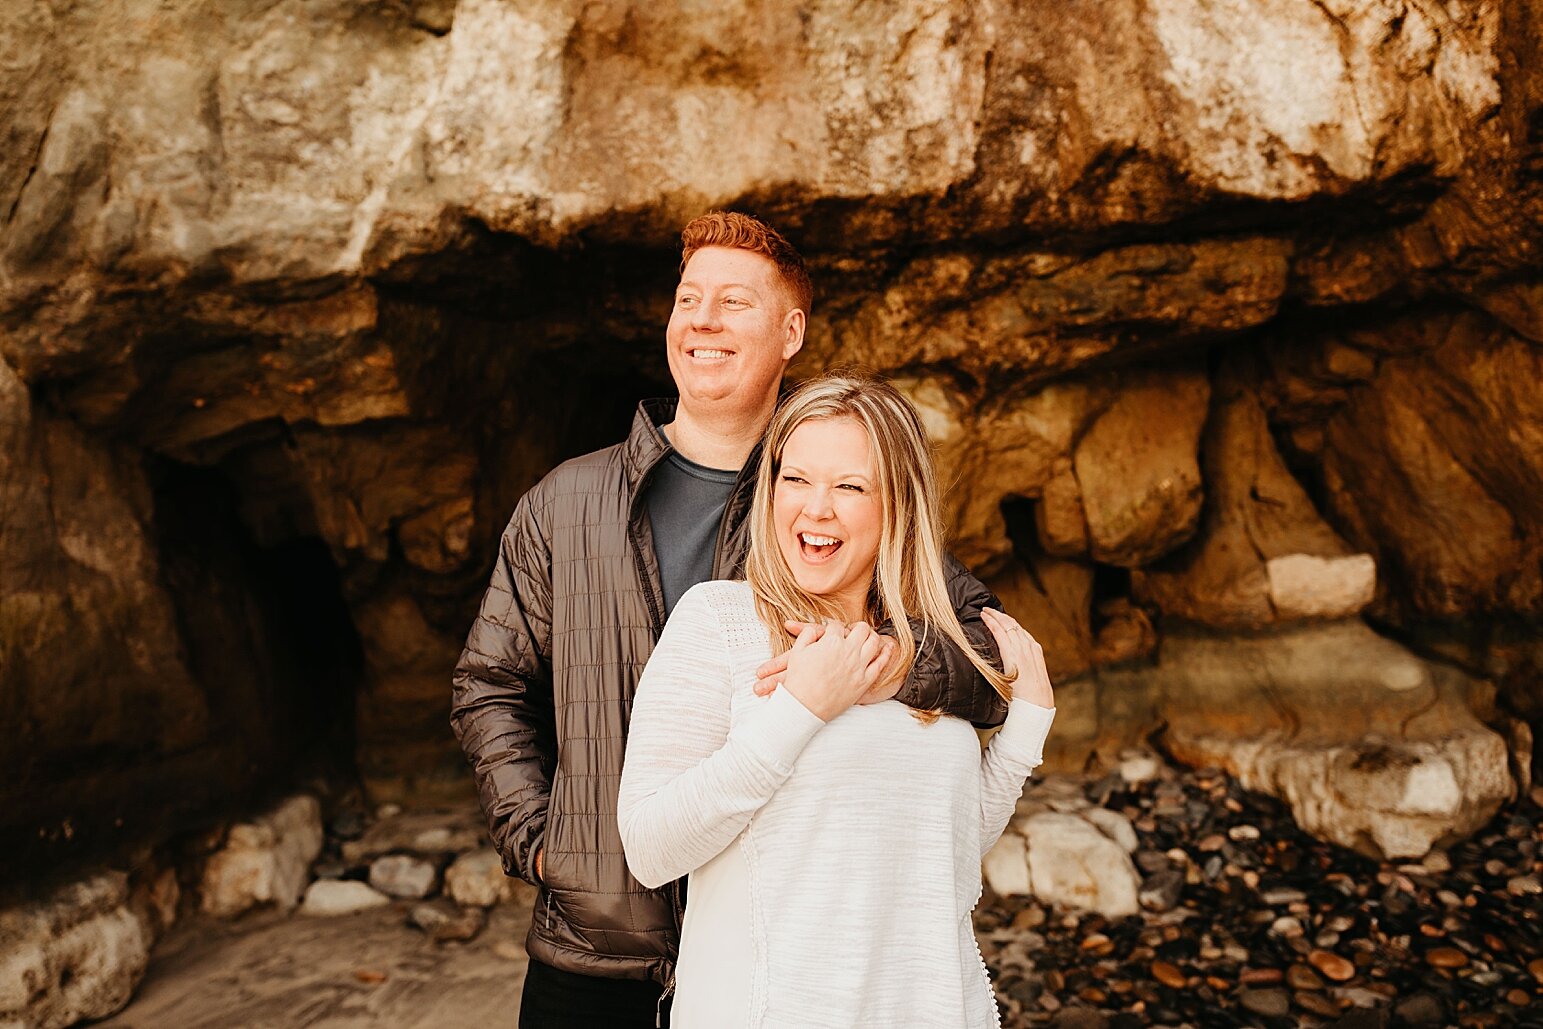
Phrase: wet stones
[{"left": 976, "top": 762, "right": 1543, "bottom": 1027}]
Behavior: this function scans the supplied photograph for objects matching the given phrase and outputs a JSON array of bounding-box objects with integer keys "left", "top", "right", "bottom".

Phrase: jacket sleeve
[
  {"left": 450, "top": 495, "right": 556, "bottom": 886},
  {"left": 618, "top": 587, "right": 826, "bottom": 888},
  {"left": 891, "top": 553, "right": 1009, "bottom": 728}
]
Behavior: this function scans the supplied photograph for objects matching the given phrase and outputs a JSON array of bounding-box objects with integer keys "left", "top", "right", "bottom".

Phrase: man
[{"left": 451, "top": 212, "right": 1006, "bottom": 1028}]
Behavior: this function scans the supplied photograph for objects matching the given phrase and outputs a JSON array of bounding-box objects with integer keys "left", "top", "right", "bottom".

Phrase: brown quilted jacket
[{"left": 450, "top": 399, "right": 1007, "bottom": 986}]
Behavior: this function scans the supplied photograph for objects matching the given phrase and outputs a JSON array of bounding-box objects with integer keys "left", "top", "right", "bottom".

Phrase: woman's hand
[
  {"left": 754, "top": 620, "right": 902, "bottom": 705},
  {"left": 779, "top": 620, "right": 898, "bottom": 722},
  {"left": 982, "top": 607, "right": 1054, "bottom": 708}
]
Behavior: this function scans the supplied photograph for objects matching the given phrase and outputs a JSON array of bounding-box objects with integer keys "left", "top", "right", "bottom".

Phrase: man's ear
[{"left": 782, "top": 308, "right": 806, "bottom": 362}]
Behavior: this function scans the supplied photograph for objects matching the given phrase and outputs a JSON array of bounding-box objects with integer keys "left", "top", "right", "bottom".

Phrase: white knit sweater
[{"left": 618, "top": 581, "right": 1055, "bottom": 1029}]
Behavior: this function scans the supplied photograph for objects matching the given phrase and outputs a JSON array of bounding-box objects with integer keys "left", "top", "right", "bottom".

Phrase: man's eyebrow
[{"left": 675, "top": 280, "right": 762, "bottom": 293}]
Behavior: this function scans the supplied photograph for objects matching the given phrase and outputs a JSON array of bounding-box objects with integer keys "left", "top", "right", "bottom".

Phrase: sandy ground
[{"left": 95, "top": 903, "right": 533, "bottom": 1029}]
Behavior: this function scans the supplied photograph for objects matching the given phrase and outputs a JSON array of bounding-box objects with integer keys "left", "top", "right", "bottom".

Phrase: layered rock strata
[{"left": 2, "top": 0, "right": 1540, "bottom": 871}]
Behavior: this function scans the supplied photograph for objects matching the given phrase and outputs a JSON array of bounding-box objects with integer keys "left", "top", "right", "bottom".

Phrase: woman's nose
[{"left": 802, "top": 486, "right": 834, "bottom": 519}]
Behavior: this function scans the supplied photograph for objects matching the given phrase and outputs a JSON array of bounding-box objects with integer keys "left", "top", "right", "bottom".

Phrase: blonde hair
[{"left": 744, "top": 374, "right": 1013, "bottom": 701}]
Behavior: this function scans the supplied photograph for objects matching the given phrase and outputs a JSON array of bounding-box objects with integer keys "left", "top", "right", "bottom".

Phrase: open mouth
[
  {"left": 798, "top": 532, "right": 843, "bottom": 563},
  {"left": 688, "top": 347, "right": 733, "bottom": 361}
]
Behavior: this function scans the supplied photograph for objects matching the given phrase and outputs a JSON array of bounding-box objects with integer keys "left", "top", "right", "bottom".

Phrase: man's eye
[
  {"left": 723, "top": 297, "right": 746, "bottom": 307},
  {"left": 677, "top": 295, "right": 698, "bottom": 307}
]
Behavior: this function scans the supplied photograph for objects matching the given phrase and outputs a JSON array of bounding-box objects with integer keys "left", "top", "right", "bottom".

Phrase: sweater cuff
[
  {"left": 732, "top": 687, "right": 827, "bottom": 775},
  {"left": 995, "top": 699, "right": 1056, "bottom": 767}
]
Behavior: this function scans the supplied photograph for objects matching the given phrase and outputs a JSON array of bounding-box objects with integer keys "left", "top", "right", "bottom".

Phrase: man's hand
[
  {"left": 755, "top": 621, "right": 901, "bottom": 705},
  {"left": 982, "top": 607, "right": 1054, "bottom": 708}
]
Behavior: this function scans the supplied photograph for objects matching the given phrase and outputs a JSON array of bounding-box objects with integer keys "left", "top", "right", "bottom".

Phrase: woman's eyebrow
[{"left": 781, "top": 464, "right": 872, "bottom": 483}]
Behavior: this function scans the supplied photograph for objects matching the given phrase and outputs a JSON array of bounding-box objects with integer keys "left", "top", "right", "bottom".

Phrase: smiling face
[
  {"left": 773, "top": 416, "right": 884, "bottom": 622},
  {"left": 666, "top": 246, "right": 804, "bottom": 420}
]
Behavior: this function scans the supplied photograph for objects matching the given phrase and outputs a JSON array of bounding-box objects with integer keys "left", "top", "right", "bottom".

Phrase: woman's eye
[
  {"left": 837, "top": 483, "right": 865, "bottom": 493},
  {"left": 780, "top": 475, "right": 807, "bottom": 485}
]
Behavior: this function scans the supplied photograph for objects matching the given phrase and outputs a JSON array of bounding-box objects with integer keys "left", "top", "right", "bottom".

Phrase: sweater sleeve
[
  {"left": 978, "top": 699, "right": 1056, "bottom": 857},
  {"left": 618, "top": 585, "right": 827, "bottom": 889}
]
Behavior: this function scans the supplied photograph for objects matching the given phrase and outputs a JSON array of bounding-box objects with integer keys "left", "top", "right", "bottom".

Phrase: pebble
[
  {"left": 1421, "top": 849, "right": 1452, "bottom": 873},
  {"left": 1508, "top": 874, "right": 1541, "bottom": 896},
  {"left": 1286, "top": 963, "right": 1323, "bottom": 990},
  {"left": 409, "top": 903, "right": 486, "bottom": 943},
  {"left": 1425, "top": 946, "right": 1470, "bottom": 969},
  {"left": 1138, "top": 869, "right": 1183, "bottom": 913},
  {"left": 1238, "top": 988, "right": 1290, "bottom": 1017},
  {"left": 1529, "top": 957, "right": 1543, "bottom": 984},
  {"left": 1270, "top": 915, "right": 1304, "bottom": 937},
  {"left": 1150, "top": 960, "right": 1186, "bottom": 989},
  {"left": 1294, "top": 990, "right": 1340, "bottom": 1017},
  {"left": 1506, "top": 988, "right": 1531, "bottom": 1006},
  {"left": 1394, "top": 993, "right": 1447, "bottom": 1026},
  {"left": 1240, "top": 967, "right": 1284, "bottom": 985},
  {"left": 1308, "top": 949, "right": 1356, "bottom": 982}
]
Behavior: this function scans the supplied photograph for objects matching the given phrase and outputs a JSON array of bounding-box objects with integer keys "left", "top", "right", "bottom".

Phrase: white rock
[
  {"left": 982, "top": 830, "right": 1033, "bottom": 897},
  {"left": 199, "top": 794, "right": 324, "bottom": 917},
  {"left": 0, "top": 872, "right": 152, "bottom": 1029},
  {"left": 1082, "top": 808, "right": 1140, "bottom": 853},
  {"left": 369, "top": 854, "right": 439, "bottom": 899},
  {"left": 1020, "top": 812, "right": 1141, "bottom": 919},
  {"left": 298, "top": 880, "right": 392, "bottom": 916},
  {"left": 1118, "top": 751, "right": 1164, "bottom": 785},
  {"left": 1266, "top": 553, "right": 1376, "bottom": 621},
  {"left": 444, "top": 849, "right": 519, "bottom": 908}
]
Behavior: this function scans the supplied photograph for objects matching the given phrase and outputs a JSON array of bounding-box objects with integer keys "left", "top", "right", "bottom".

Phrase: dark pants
[{"left": 519, "top": 957, "right": 672, "bottom": 1029}]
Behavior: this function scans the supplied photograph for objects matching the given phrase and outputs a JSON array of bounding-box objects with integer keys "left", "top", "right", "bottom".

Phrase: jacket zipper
[
  {"left": 544, "top": 891, "right": 552, "bottom": 930},
  {"left": 656, "top": 972, "right": 676, "bottom": 1028}
]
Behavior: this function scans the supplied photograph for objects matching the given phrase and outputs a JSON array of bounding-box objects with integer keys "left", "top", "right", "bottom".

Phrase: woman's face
[{"left": 773, "top": 416, "right": 884, "bottom": 622}]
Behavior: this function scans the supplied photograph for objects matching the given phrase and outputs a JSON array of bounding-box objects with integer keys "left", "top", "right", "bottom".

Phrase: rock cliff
[{"left": 3, "top": 0, "right": 1540, "bottom": 869}]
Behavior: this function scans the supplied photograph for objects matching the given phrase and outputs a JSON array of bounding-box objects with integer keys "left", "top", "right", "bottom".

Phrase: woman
[{"left": 618, "top": 374, "right": 1056, "bottom": 1028}]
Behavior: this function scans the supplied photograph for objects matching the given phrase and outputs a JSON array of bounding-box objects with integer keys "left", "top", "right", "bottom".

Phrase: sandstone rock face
[
  {"left": 984, "top": 811, "right": 1142, "bottom": 919},
  {"left": 199, "top": 795, "right": 325, "bottom": 917},
  {"left": 0, "top": 873, "right": 152, "bottom": 1029},
  {"left": 0, "top": 0, "right": 1539, "bottom": 876}
]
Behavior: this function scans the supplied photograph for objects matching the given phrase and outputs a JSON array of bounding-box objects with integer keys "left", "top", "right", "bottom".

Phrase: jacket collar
[
  {"left": 622, "top": 397, "right": 767, "bottom": 504},
  {"left": 623, "top": 398, "right": 679, "bottom": 499}
]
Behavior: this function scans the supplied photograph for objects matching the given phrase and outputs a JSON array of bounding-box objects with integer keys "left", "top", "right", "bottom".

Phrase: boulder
[
  {"left": 200, "top": 795, "right": 324, "bottom": 917},
  {"left": 0, "top": 872, "right": 152, "bottom": 1029},
  {"left": 444, "top": 849, "right": 524, "bottom": 908},
  {"left": 1099, "top": 621, "right": 1514, "bottom": 859},
  {"left": 1018, "top": 813, "right": 1141, "bottom": 919},
  {"left": 298, "top": 880, "right": 392, "bottom": 917},
  {"left": 369, "top": 854, "right": 440, "bottom": 899}
]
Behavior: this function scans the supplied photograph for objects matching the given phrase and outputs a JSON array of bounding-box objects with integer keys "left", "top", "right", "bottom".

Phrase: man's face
[{"left": 666, "top": 246, "right": 804, "bottom": 416}]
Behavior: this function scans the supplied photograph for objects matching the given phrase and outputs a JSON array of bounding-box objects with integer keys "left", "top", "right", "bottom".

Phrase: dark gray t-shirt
[{"left": 645, "top": 432, "right": 740, "bottom": 618}]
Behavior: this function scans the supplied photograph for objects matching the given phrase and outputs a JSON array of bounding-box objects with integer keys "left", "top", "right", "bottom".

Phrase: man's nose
[{"left": 690, "top": 299, "right": 721, "bottom": 330}]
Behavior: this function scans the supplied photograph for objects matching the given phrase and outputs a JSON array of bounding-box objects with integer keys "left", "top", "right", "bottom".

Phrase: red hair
[{"left": 680, "top": 211, "right": 813, "bottom": 316}]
